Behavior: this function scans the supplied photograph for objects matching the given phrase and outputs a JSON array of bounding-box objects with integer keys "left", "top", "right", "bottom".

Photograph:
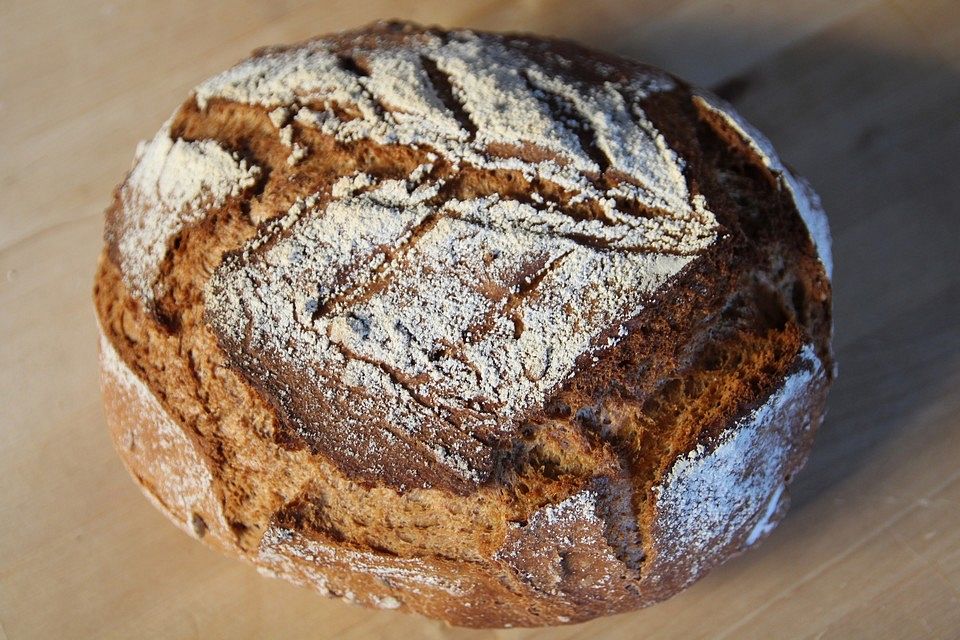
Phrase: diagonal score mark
[
  {"left": 326, "top": 336, "right": 491, "bottom": 468},
  {"left": 454, "top": 246, "right": 575, "bottom": 347},
  {"left": 313, "top": 213, "right": 441, "bottom": 320},
  {"left": 419, "top": 55, "right": 478, "bottom": 139},
  {"left": 521, "top": 70, "right": 612, "bottom": 175},
  {"left": 502, "top": 248, "right": 574, "bottom": 341}
]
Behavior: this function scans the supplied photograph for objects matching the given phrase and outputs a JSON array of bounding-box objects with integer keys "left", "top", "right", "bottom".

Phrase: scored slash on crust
[
  {"left": 191, "top": 31, "right": 721, "bottom": 491},
  {"left": 189, "top": 30, "right": 716, "bottom": 486}
]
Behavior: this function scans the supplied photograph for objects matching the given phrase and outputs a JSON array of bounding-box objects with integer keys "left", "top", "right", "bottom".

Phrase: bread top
[{"left": 103, "top": 22, "right": 832, "bottom": 496}]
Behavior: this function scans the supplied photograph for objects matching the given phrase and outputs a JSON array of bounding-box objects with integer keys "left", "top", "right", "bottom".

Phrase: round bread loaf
[{"left": 94, "top": 21, "right": 834, "bottom": 627}]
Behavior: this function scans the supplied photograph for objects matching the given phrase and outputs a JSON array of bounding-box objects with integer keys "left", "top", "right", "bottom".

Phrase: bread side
[
  {"left": 95, "top": 21, "right": 833, "bottom": 627},
  {"left": 99, "top": 318, "right": 827, "bottom": 626},
  {"left": 99, "top": 319, "right": 231, "bottom": 547}
]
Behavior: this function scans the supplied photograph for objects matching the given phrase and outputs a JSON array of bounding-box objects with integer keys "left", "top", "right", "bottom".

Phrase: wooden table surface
[{"left": 2, "top": 1, "right": 959, "bottom": 638}]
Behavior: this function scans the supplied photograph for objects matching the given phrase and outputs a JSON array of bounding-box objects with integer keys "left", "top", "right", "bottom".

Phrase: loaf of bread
[{"left": 94, "top": 21, "right": 834, "bottom": 627}]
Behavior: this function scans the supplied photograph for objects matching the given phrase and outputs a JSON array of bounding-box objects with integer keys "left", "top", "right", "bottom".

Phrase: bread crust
[
  {"left": 99, "top": 318, "right": 828, "bottom": 626},
  {"left": 95, "top": 21, "right": 833, "bottom": 627},
  {"left": 99, "top": 320, "right": 233, "bottom": 550}
]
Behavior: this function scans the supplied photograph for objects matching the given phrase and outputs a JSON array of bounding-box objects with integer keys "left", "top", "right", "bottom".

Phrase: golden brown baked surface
[{"left": 95, "top": 21, "right": 833, "bottom": 627}]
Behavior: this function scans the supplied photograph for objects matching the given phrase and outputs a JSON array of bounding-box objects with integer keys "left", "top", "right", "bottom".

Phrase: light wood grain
[{"left": 2, "top": 1, "right": 959, "bottom": 638}]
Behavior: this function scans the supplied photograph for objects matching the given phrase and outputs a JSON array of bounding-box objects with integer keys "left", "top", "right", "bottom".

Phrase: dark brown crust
[
  {"left": 95, "top": 21, "right": 833, "bottom": 628},
  {"left": 99, "top": 331, "right": 828, "bottom": 627}
]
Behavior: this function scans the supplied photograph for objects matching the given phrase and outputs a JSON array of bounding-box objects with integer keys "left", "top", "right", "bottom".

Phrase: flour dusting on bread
[
  {"left": 195, "top": 32, "right": 721, "bottom": 488},
  {"left": 693, "top": 93, "right": 833, "bottom": 277},
  {"left": 95, "top": 22, "right": 834, "bottom": 627},
  {"left": 115, "top": 124, "right": 261, "bottom": 300},
  {"left": 98, "top": 323, "right": 226, "bottom": 538},
  {"left": 650, "top": 344, "right": 823, "bottom": 580}
]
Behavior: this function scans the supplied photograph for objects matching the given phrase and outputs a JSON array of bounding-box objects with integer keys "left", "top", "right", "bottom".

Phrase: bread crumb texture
[{"left": 95, "top": 21, "right": 833, "bottom": 627}]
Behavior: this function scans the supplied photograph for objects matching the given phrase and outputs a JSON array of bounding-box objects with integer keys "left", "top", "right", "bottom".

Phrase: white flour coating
[
  {"left": 98, "top": 324, "right": 225, "bottom": 537},
  {"left": 745, "top": 483, "right": 785, "bottom": 546},
  {"left": 540, "top": 488, "right": 601, "bottom": 527},
  {"left": 117, "top": 123, "right": 261, "bottom": 300},
  {"left": 785, "top": 172, "right": 833, "bottom": 278},
  {"left": 193, "top": 32, "right": 718, "bottom": 220},
  {"left": 197, "top": 32, "right": 721, "bottom": 485},
  {"left": 692, "top": 94, "right": 833, "bottom": 278},
  {"left": 373, "top": 596, "right": 403, "bottom": 610},
  {"left": 651, "top": 344, "right": 823, "bottom": 578},
  {"left": 494, "top": 485, "right": 636, "bottom": 597},
  {"left": 208, "top": 177, "right": 704, "bottom": 484},
  {"left": 258, "top": 525, "right": 468, "bottom": 603}
]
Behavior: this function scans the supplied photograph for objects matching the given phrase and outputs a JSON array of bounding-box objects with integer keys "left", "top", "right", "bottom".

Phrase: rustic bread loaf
[{"left": 94, "top": 21, "right": 834, "bottom": 627}]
